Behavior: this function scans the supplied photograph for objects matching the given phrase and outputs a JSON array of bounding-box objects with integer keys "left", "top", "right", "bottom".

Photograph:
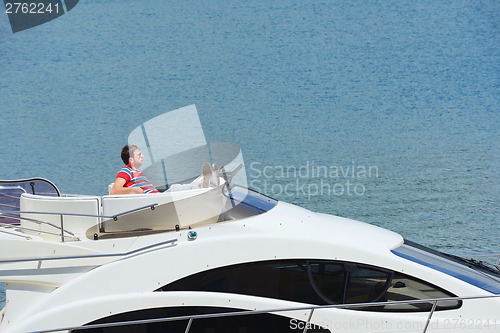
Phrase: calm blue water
[{"left": 0, "top": 0, "right": 498, "bottom": 306}]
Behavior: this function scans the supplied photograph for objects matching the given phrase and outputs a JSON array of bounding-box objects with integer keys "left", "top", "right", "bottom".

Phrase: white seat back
[
  {"left": 20, "top": 193, "right": 101, "bottom": 241},
  {"left": 99, "top": 188, "right": 224, "bottom": 233}
]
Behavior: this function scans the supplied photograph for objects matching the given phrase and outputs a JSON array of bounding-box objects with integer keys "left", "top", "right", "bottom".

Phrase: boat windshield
[
  {"left": 392, "top": 240, "right": 500, "bottom": 294},
  {"left": 0, "top": 178, "right": 60, "bottom": 225},
  {"left": 119, "top": 105, "right": 269, "bottom": 227},
  {"left": 128, "top": 105, "right": 248, "bottom": 192}
]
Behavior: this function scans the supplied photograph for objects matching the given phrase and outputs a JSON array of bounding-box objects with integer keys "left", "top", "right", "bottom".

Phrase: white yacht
[{"left": 0, "top": 106, "right": 498, "bottom": 333}]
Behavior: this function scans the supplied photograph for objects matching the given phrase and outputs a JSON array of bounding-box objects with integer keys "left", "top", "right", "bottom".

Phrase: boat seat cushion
[{"left": 20, "top": 193, "right": 101, "bottom": 240}]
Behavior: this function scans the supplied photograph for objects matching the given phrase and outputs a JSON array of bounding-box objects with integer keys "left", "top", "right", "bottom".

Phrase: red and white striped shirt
[{"left": 116, "top": 166, "right": 159, "bottom": 194}]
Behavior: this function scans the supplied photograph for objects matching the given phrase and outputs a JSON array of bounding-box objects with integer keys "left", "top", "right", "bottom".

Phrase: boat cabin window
[
  {"left": 159, "top": 259, "right": 461, "bottom": 312},
  {"left": 77, "top": 306, "right": 331, "bottom": 333}
]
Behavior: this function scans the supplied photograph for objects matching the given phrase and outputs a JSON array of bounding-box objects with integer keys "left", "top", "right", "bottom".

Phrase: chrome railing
[
  {"left": 26, "top": 294, "right": 500, "bottom": 333},
  {"left": 0, "top": 224, "right": 32, "bottom": 239},
  {"left": 0, "top": 238, "right": 177, "bottom": 264},
  {"left": 0, "top": 216, "right": 77, "bottom": 240},
  {"left": 0, "top": 203, "right": 158, "bottom": 242}
]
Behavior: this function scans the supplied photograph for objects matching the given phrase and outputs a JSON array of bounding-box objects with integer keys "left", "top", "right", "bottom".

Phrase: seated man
[{"left": 110, "top": 144, "right": 219, "bottom": 195}]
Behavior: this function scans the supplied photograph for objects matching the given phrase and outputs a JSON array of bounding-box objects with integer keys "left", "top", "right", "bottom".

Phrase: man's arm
[{"left": 110, "top": 177, "right": 144, "bottom": 195}]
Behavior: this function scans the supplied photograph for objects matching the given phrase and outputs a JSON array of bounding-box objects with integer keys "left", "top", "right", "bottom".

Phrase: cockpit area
[{"left": 0, "top": 177, "right": 277, "bottom": 242}]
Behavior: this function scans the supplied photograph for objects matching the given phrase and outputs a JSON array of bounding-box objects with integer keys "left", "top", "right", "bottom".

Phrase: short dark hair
[{"left": 121, "top": 144, "right": 139, "bottom": 165}]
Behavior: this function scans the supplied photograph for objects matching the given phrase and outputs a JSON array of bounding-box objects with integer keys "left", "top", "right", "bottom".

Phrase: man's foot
[
  {"left": 200, "top": 162, "right": 211, "bottom": 188},
  {"left": 211, "top": 163, "right": 220, "bottom": 187}
]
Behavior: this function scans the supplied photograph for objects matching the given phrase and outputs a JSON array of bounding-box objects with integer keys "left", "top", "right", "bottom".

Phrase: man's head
[{"left": 121, "top": 144, "right": 144, "bottom": 168}]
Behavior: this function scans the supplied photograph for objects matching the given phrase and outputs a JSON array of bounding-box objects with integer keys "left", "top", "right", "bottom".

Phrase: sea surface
[{"left": 0, "top": 0, "right": 498, "bottom": 308}]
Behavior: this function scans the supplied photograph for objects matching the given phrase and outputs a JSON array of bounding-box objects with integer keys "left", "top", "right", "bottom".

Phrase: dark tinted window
[
  {"left": 160, "top": 261, "right": 322, "bottom": 304},
  {"left": 308, "top": 261, "right": 392, "bottom": 305},
  {"left": 160, "top": 260, "right": 461, "bottom": 312}
]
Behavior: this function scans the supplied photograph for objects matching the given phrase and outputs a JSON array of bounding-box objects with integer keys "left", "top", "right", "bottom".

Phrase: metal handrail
[
  {"left": 0, "top": 203, "right": 158, "bottom": 221},
  {"left": 0, "top": 203, "right": 158, "bottom": 241},
  {"left": 0, "top": 222, "right": 73, "bottom": 239},
  {"left": 0, "top": 227, "right": 32, "bottom": 240},
  {"left": 26, "top": 294, "right": 500, "bottom": 333},
  {"left": 0, "top": 238, "right": 177, "bottom": 264},
  {"left": 0, "top": 214, "right": 77, "bottom": 238}
]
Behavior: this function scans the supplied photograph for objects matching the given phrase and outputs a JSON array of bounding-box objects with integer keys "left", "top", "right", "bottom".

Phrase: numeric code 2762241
[{"left": 5, "top": 2, "right": 61, "bottom": 14}]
